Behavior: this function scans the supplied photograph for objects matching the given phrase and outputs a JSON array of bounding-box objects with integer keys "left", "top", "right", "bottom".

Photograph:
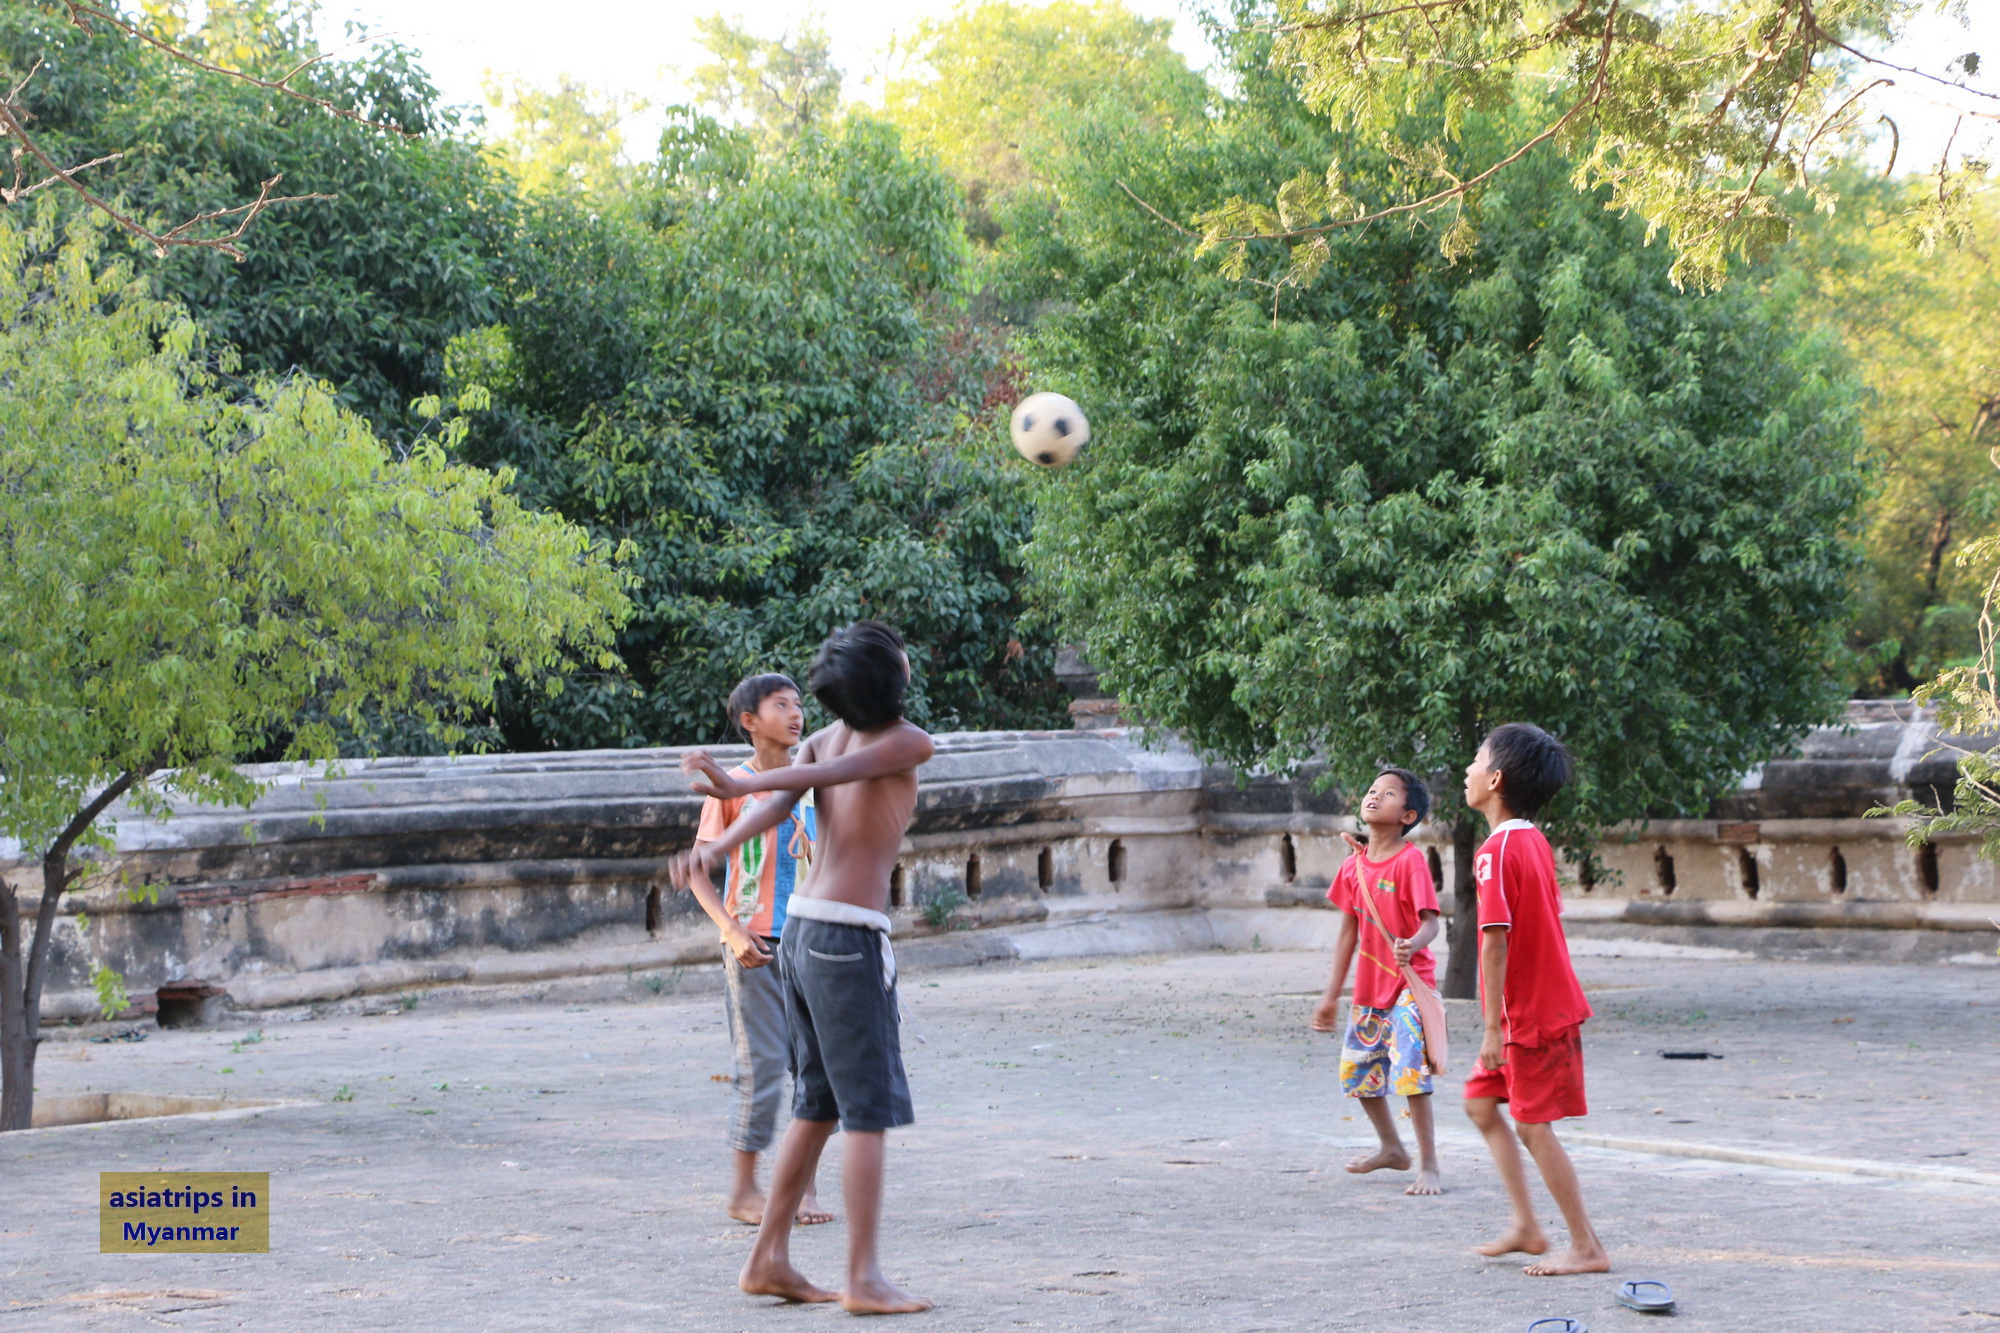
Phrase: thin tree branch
[
  {"left": 0, "top": 93, "right": 330, "bottom": 259},
  {"left": 57, "top": 1, "right": 412, "bottom": 134},
  {"left": 1116, "top": 179, "right": 1197, "bottom": 236},
  {"left": 1180, "top": 10, "right": 1619, "bottom": 246}
]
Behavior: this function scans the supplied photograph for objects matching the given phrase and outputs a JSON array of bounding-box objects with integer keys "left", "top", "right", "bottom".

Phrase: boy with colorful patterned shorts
[{"left": 1312, "top": 767, "right": 1446, "bottom": 1195}]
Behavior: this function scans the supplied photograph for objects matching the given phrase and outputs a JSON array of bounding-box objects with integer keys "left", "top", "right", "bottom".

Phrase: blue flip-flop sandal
[
  {"left": 1615, "top": 1279, "right": 1676, "bottom": 1314},
  {"left": 1526, "top": 1320, "right": 1587, "bottom": 1333}
]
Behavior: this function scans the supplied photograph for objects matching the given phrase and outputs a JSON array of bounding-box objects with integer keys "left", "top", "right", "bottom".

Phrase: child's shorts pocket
[{"left": 808, "top": 949, "right": 865, "bottom": 963}]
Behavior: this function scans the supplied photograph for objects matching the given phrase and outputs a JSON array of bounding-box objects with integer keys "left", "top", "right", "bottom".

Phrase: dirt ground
[{"left": 4, "top": 948, "right": 1999, "bottom": 1331}]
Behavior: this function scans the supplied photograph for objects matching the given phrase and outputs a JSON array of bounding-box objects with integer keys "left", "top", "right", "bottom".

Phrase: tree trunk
[
  {"left": 0, "top": 769, "right": 144, "bottom": 1132},
  {"left": 1441, "top": 815, "right": 1480, "bottom": 1000},
  {"left": 0, "top": 876, "right": 35, "bottom": 1132}
]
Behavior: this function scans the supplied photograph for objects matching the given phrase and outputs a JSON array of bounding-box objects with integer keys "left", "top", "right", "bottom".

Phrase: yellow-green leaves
[
  {"left": 0, "top": 214, "right": 633, "bottom": 865},
  {"left": 1218, "top": 0, "right": 1983, "bottom": 290}
]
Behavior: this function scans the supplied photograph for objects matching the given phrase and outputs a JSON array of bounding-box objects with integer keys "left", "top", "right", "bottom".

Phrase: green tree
[
  {"left": 1, "top": 0, "right": 517, "bottom": 437},
  {"left": 0, "top": 214, "right": 632, "bottom": 1131},
  {"left": 461, "top": 112, "right": 1065, "bottom": 747},
  {"left": 1773, "top": 179, "right": 2000, "bottom": 694},
  {"left": 483, "top": 74, "right": 647, "bottom": 199},
  {"left": 687, "top": 13, "right": 842, "bottom": 143},
  {"left": 1003, "top": 51, "right": 1866, "bottom": 995},
  {"left": 1194, "top": 0, "right": 1995, "bottom": 291},
  {"left": 879, "top": 1, "right": 1205, "bottom": 240}
]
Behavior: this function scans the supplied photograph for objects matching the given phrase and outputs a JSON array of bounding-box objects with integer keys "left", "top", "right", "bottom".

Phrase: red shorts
[{"left": 1462, "top": 1024, "right": 1587, "bottom": 1124}]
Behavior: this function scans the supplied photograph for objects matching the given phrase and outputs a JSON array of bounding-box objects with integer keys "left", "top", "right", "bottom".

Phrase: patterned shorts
[{"left": 1339, "top": 989, "right": 1433, "bottom": 1098}]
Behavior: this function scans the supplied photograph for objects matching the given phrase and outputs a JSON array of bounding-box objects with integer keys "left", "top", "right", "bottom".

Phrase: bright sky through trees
[
  {"left": 325, "top": 0, "right": 1992, "bottom": 174},
  {"left": 314, "top": 0, "right": 1213, "bottom": 152}
]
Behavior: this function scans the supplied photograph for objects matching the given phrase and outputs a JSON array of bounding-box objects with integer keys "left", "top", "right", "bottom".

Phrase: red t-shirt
[
  {"left": 1327, "top": 843, "right": 1439, "bottom": 1008},
  {"left": 1474, "top": 820, "right": 1592, "bottom": 1047}
]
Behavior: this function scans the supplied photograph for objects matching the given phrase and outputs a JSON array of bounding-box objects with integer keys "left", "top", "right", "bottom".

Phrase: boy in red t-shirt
[
  {"left": 1461, "top": 723, "right": 1610, "bottom": 1277},
  {"left": 1311, "top": 767, "right": 1445, "bottom": 1195}
]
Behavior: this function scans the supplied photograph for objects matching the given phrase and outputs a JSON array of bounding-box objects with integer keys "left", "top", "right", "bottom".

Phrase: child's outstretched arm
[
  {"left": 676, "top": 843, "right": 773, "bottom": 969},
  {"left": 670, "top": 791, "right": 800, "bottom": 895},
  {"left": 1311, "top": 912, "right": 1360, "bottom": 1032},
  {"left": 683, "top": 724, "right": 934, "bottom": 798}
]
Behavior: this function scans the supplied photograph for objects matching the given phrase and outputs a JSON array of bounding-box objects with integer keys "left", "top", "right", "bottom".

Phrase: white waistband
[
  {"left": 786, "top": 896, "right": 896, "bottom": 987},
  {"left": 785, "top": 896, "right": 891, "bottom": 932}
]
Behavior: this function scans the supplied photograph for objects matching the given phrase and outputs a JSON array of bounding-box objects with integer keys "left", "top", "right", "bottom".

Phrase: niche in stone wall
[
  {"left": 1280, "top": 833, "right": 1297, "bottom": 883},
  {"left": 966, "top": 853, "right": 983, "bottom": 901},
  {"left": 645, "top": 883, "right": 662, "bottom": 935},
  {"left": 1038, "top": 846, "right": 1053, "bottom": 891},
  {"left": 1918, "top": 842, "right": 1939, "bottom": 897},
  {"left": 1654, "top": 846, "right": 1677, "bottom": 895},
  {"left": 1738, "top": 848, "right": 1760, "bottom": 900},
  {"left": 1109, "top": 839, "right": 1127, "bottom": 887},
  {"left": 1829, "top": 846, "right": 1848, "bottom": 895},
  {"left": 1427, "top": 847, "right": 1443, "bottom": 890},
  {"left": 890, "top": 863, "right": 907, "bottom": 908}
]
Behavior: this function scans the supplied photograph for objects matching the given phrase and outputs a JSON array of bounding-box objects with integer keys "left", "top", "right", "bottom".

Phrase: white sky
[{"left": 307, "top": 0, "right": 1994, "bottom": 174}]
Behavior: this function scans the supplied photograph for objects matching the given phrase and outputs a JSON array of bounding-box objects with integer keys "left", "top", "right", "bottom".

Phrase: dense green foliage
[
  {"left": 463, "top": 113, "right": 1065, "bottom": 746},
  {"left": 1002, "top": 47, "right": 1868, "bottom": 856},
  {"left": 1, "top": 0, "right": 515, "bottom": 437},
  {"left": 0, "top": 211, "right": 629, "bottom": 1128},
  {"left": 1770, "top": 182, "right": 2000, "bottom": 695}
]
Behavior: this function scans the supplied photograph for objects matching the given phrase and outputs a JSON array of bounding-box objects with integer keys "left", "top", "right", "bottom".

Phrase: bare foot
[
  {"left": 1474, "top": 1225, "right": 1549, "bottom": 1257},
  {"left": 1524, "top": 1245, "right": 1612, "bottom": 1277},
  {"left": 1345, "top": 1145, "right": 1412, "bottom": 1174},
  {"left": 795, "top": 1194, "right": 836, "bottom": 1226},
  {"left": 740, "top": 1258, "right": 839, "bottom": 1303},
  {"left": 727, "top": 1189, "right": 766, "bottom": 1226},
  {"left": 1404, "top": 1166, "right": 1443, "bottom": 1195},
  {"left": 841, "top": 1275, "right": 935, "bottom": 1315}
]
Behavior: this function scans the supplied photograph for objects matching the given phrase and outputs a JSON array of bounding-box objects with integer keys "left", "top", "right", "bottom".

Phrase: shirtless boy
[
  {"left": 673, "top": 621, "right": 935, "bottom": 1315},
  {"left": 1461, "top": 723, "right": 1610, "bottom": 1277},
  {"left": 1310, "top": 767, "right": 1444, "bottom": 1195}
]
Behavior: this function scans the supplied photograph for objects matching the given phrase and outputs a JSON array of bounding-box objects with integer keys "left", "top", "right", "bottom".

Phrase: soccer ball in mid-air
[{"left": 1010, "top": 392, "right": 1090, "bottom": 467}]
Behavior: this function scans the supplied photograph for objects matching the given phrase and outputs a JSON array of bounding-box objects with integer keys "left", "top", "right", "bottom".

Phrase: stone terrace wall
[{"left": 10, "top": 703, "right": 1997, "bottom": 1020}]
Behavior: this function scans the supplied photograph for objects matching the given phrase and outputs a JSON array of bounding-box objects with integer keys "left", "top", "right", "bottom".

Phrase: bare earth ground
[{"left": 4, "top": 949, "right": 1999, "bottom": 1332}]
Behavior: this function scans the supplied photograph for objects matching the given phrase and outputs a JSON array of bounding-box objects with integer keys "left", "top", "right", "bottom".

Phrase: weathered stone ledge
[{"left": 12, "top": 704, "right": 2000, "bottom": 1021}]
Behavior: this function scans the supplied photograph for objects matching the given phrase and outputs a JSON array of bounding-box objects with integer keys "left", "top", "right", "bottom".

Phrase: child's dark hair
[
  {"left": 1376, "top": 766, "right": 1431, "bottom": 831},
  {"left": 726, "top": 673, "right": 800, "bottom": 740},
  {"left": 808, "top": 621, "right": 908, "bottom": 731},
  {"left": 1481, "top": 723, "right": 1573, "bottom": 817}
]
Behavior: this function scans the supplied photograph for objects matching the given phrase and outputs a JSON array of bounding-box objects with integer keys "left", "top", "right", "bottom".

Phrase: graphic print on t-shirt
[{"left": 695, "top": 764, "right": 818, "bottom": 939}]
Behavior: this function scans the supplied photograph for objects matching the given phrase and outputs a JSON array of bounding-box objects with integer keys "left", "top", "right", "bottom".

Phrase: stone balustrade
[{"left": 11, "top": 701, "right": 1997, "bottom": 1021}]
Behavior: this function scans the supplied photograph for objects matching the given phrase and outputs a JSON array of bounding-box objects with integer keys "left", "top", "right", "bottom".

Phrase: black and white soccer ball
[{"left": 1010, "top": 392, "right": 1090, "bottom": 467}]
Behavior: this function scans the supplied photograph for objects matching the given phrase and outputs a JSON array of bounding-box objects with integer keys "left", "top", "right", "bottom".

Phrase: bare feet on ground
[
  {"left": 739, "top": 1259, "right": 839, "bottom": 1304},
  {"left": 1345, "top": 1146, "right": 1412, "bottom": 1174},
  {"left": 728, "top": 1193, "right": 836, "bottom": 1227},
  {"left": 1474, "top": 1225, "right": 1550, "bottom": 1258},
  {"left": 841, "top": 1275, "right": 935, "bottom": 1315},
  {"left": 1524, "top": 1245, "right": 1612, "bottom": 1277},
  {"left": 1405, "top": 1166, "right": 1443, "bottom": 1195}
]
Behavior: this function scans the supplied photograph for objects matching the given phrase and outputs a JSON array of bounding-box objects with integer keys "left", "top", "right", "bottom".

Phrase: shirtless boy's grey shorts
[{"left": 780, "top": 919, "right": 914, "bottom": 1132}]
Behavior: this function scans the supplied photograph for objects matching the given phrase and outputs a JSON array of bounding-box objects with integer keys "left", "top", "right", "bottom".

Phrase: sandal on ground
[
  {"left": 1615, "top": 1279, "right": 1676, "bottom": 1314},
  {"left": 1526, "top": 1319, "right": 1587, "bottom": 1333}
]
